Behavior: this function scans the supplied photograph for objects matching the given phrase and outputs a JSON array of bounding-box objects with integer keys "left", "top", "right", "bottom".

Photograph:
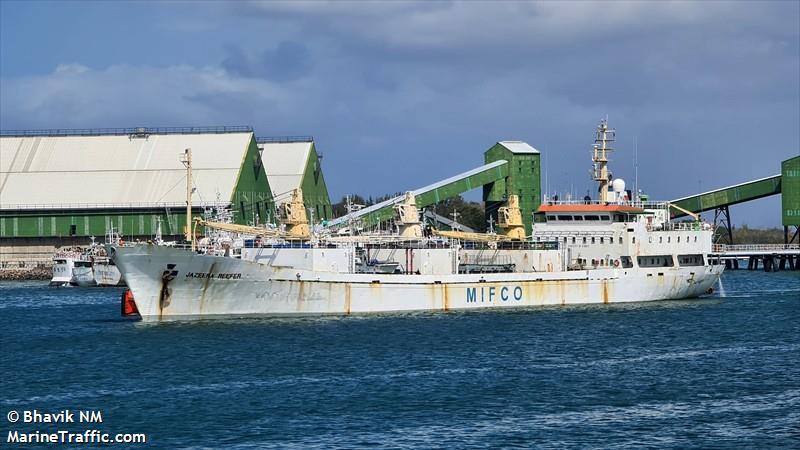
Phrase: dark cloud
[
  {"left": 2, "top": 1, "right": 797, "bottom": 227},
  {"left": 222, "top": 41, "right": 312, "bottom": 82}
]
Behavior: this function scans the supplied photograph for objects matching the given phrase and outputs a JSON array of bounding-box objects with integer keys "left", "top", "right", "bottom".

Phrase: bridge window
[
  {"left": 600, "top": 215, "right": 610, "bottom": 221},
  {"left": 547, "top": 215, "right": 556, "bottom": 221},
  {"left": 585, "top": 215, "right": 600, "bottom": 221},
  {"left": 557, "top": 215, "right": 572, "bottom": 221},
  {"left": 573, "top": 215, "right": 584, "bottom": 221}
]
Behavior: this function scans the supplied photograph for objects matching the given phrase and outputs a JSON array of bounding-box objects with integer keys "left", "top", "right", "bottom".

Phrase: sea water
[{"left": 1, "top": 270, "right": 798, "bottom": 448}]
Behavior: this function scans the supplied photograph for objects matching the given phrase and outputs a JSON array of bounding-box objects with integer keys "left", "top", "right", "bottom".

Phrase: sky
[{"left": 1, "top": 0, "right": 798, "bottom": 227}]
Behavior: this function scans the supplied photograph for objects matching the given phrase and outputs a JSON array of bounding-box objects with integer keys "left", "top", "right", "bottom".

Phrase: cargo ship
[{"left": 110, "top": 122, "right": 724, "bottom": 320}]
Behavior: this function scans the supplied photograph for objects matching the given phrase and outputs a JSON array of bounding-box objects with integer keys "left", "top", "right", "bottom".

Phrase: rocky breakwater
[{"left": 0, "top": 266, "right": 52, "bottom": 281}]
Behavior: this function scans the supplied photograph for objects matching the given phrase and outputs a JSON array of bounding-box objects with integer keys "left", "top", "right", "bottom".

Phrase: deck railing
[
  {"left": 0, "top": 125, "right": 253, "bottom": 138},
  {"left": 712, "top": 243, "right": 800, "bottom": 253},
  {"left": 541, "top": 199, "right": 669, "bottom": 209},
  {"left": 1, "top": 201, "right": 229, "bottom": 211}
]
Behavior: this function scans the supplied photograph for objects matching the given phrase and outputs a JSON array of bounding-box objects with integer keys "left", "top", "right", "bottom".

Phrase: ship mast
[
  {"left": 592, "top": 118, "right": 615, "bottom": 203},
  {"left": 180, "top": 148, "right": 193, "bottom": 250}
]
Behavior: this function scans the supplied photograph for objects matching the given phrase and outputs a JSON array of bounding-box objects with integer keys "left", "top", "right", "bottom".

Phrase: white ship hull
[
  {"left": 50, "top": 259, "right": 75, "bottom": 287},
  {"left": 113, "top": 245, "right": 723, "bottom": 321},
  {"left": 93, "top": 262, "right": 123, "bottom": 286},
  {"left": 71, "top": 266, "right": 96, "bottom": 287}
]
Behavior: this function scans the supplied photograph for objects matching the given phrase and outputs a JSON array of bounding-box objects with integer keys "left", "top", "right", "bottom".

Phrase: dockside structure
[
  {"left": 0, "top": 126, "right": 331, "bottom": 266},
  {"left": 257, "top": 136, "right": 332, "bottom": 222}
]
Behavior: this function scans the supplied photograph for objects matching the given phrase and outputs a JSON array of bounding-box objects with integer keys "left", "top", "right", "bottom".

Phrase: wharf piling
[{"left": 712, "top": 244, "right": 800, "bottom": 272}]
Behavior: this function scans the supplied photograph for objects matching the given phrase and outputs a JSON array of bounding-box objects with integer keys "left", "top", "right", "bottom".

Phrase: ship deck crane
[{"left": 668, "top": 203, "right": 700, "bottom": 221}]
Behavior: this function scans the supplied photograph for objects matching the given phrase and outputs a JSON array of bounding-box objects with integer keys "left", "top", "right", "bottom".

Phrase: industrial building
[
  {"left": 1, "top": 126, "right": 335, "bottom": 266},
  {"left": 325, "top": 140, "right": 540, "bottom": 234},
  {"left": 483, "top": 141, "right": 541, "bottom": 235},
  {"left": 782, "top": 155, "right": 800, "bottom": 241},
  {"left": 257, "top": 137, "right": 332, "bottom": 222}
]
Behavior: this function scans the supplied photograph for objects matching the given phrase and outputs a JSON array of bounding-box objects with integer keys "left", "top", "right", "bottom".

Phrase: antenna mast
[
  {"left": 634, "top": 136, "right": 639, "bottom": 203},
  {"left": 591, "top": 118, "right": 615, "bottom": 203}
]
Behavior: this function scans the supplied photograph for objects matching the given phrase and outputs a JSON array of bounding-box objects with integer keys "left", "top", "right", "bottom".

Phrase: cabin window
[
  {"left": 583, "top": 237, "right": 587, "bottom": 244},
  {"left": 694, "top": 236, "right": 697, "bottom": 242},
  {"left": 591, "top": 237, "right": 596, "bottom": 244},
  {"left": 69, "top": 224, "right": 77, "bottom": 236},
  {"left": 677, "top": 236, "right": 681, "bottom": 243},
  {"left": 585, "top": 215, "right": 600, "bottom": 221},
  {"left": 600, "top": 237, "right": 604, "bottom": 244},
  {"left": 547, "top": 215, "right": 556, "bottom": 221},
  {"left": 572, "top": 237, "right": 576, "bottom": 244},
  {"left": 619, "top": 237, "right": 623, "bottom": 245},
  {"left": 557, "top": 215, "right": 572, "bottom": 221},
  {"left": 668, "top": 237, "right": 671, "bottom": 243},
  {"left": 678, "top": 254, "right": 704, "bottom": 267},
  {"left": 620, "top": 256, "right": 634, "bottom": 268},
  {"left": 686, "top": 236, "right": 689, "bottom": 243},
  {"left": 632, "top": 236, "right": 636, "bottom": 244},
  {"left": 659, "top": 236, "right": 663, "bottom": 244},
  {"left": 639, "top": 255, "right": 674, "bottom": 267},
  {"left": 600, "top": 215, "right": 610, "bottom": 221},
  {"left": 563, "top": 237, "right": 568, "bottom": 243}
]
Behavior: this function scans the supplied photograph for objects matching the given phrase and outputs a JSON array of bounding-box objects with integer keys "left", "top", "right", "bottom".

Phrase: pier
[{"left": 711, "top": 244, "right": 800, "bottom": 272}]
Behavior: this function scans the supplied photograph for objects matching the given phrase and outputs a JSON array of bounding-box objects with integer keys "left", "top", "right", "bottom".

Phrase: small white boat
[
  {"left": 50, "top": 231, "right": 126, "bottom": 287},
  {"left": 93, "top": 257, "right": 123, "bottom": 286},
  {"left": 50, "top": 251, "right": 80, "bottom": 286},
  {"left": 70, "top": 258, "right": 96, "bottom": 287}
]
